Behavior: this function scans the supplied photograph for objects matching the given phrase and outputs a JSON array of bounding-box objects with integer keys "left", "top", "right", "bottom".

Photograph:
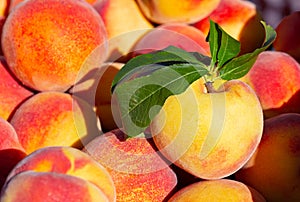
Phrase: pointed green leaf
[
  {"left": 207, "top": 19, "right": 220, "bottom": 65},
  {"left": 220, "top": 21, "right": 276, "bottom": 80},
  {"left": 111, "top": 46, "right": 204, "bottom": 91},
  {"left": 217, "top": 25, "right": 240, "bottom": 67},
  {"left": 113, "top": 63, "right": 208, "bottom": 137}
]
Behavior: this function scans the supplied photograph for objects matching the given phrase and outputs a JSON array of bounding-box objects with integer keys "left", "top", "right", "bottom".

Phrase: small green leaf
[
  {"left": 207, "top": 20, "right": 241, "bottom": 67},
  {"left": 207, "top": 20, "right": 220, "bottom": 65},
  {"left": 220, "top": 21, "right": 276, "bottom": 80},
  {"left": 113, "top": 63, "right": 208, "bottom": 136},
  {"left": 111, "top": 46, "right": 204, "bottom": 91}
]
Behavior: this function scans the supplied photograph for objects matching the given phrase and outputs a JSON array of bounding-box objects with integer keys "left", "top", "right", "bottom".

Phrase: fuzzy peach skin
[
  {"left": 2, "top": 0, "right": 107, "bottom": 92},
  {"left": 1, "top": 171, "right": 110, "bottom": 202},
  {"left": 193, "top": 0, "right": 265, "bottom": 55},
  {"left": 0, "top": 56, "right": 33, "bottom": 120},
  {"left": 84, "top": 129, "right": 177, "bottom": 202},
  {"left": 150, "top": 79, "right": 263, "bottom": 179},
  {"left": 168, "top": 179, "right": 266, "bottom": 201},
  {"left": 4, "top": 146, "right": 116, "bottom": 201},
  {"left": 132, "top": 23, "right": 210, "bottom": 56},
  {"left": 235, "top": 113, "right": 300, "bottom": 201},
  {"left": 9, "top": 91, "right": 100, "bottom": 154},
  {"left": 240, "top": 51, "right": 300, "bottom": 118},
  {"left": 0, "top": 117, "right": 26, "bottom": 190},
  {"left": 136, "top": 0, "right": 221, "bottom": 24},
  {"left": 94, "top": 0, "right": 153, "bottom": 61},
  {"left": 273, "top": 11, "right": 300, "bottom": 63}
]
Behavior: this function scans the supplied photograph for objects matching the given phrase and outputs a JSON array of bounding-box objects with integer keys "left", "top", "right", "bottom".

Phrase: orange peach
[
  {"left": 10, "top": 91, "right": 100, "bottom": 154},
  {"left": 4, "top": 146, "right": 116, "bottom": 201},
  {"left": 193, "top": 0, "right": 265, "bottom": 54},
  {"left": 235, "top": 113, "right": 300, "bottom": 201},
  {"left": 168, "top": 179, "right": 266, "bottom": 201},
  {"left": 0, "top": 56, "right": 33, "bottom": 120},
  {"left": 240, "top": 51, "right": 300, "bottom": 118},
  {"left": 136, "top": 0, "right": 221, "bottom": 24},
  {"left": 0, "top": 117, "right": 26, "bottom": 189},
  {"left": 2, "top": 0, "right": 107, "bottom": 92},
  {"left": 94, "top": 0, "right": 153, "bottom": 62},
  {"left": 84, "top": 129, "right": 177, "bottom": 202},
  {"left": 132, "top": 23, "right": 210, "bottom": 56},
  {"left": 273, "top": 11, "right": 300, "bottom": 63},
  {"left": 1, "top": 171, "right": 110, "bottom": 202}
]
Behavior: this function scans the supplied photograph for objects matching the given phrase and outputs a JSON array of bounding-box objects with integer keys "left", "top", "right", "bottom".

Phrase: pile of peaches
[{"left": 0, "top": 0, "right": 300, "bottom": 201}]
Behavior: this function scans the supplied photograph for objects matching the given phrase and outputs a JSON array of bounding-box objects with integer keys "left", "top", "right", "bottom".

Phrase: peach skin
[
  {"left": 168, "top": 179, "right": 266, "bottom": 202},
  {"left": 235, "top": 113, "right": 300, "bottom": 202},
  {"left": 136, "top": 0, "right": 221, "bottom": 24},
  {"left": 273, "top": 11, "right": 300, "bottom": 63},
  {"left": 0, "top": 56, "right": 33, "bottom": 120},
  {"left": 132, "top": 23, "right": 210, "bottom": 56},
  {"left": 9, "top": 91, "right": 100, "bottom": 154},
  {"left": 193, "top": 0, "right": 265, "bottom": 54},
  {"left": 2, "top": 0, "right": 107, "bottom": 92},
  {"left": 0, "top": 117, "right": 26, "bottom": 190},
  {"left": 84, "top": 129, "right": 177, "bottom": 202},
  {"left": 0, "top": 171, "right": 110, "bottom": 202},
  {"left": 240, "top": 51, "right": 300, "bottom": 118},
  {"left": 94, "top": 0, "right": 153, "bottom": 62},
  {"left": 5, "top": 146, "right": 116, "bottom": 201}
]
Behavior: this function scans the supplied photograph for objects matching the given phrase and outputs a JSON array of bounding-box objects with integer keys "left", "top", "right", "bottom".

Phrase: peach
[
  {"left": 168, "top": 179, "right": 266, "bottom": 201},
  {"left": 2, "top": 0, "right": 107, "bottom": 92},
  {"left": 1, "top": 171, "right": 110, "bottom": 202},
  {"left": 0, "top": 56, "right": 33, "bottom": 120},
  {"left": 94, "top": 0, "right": 153, "bottom": 62},
  {"left": 136, "top": 0, "right": 221, "bottom": 24},
  {"left": 193, "top": 0, "right": 265, "bottom": 54},
  {"left": 273, "top": 11, "right": 300, "bottom": 63},
  {"left": 4, "top": 146, "right": 116, "bottom": 201},
  {"left": 150, "top": 79, "right": 263, "bottom": 179},
  {"left": 240, "top": 51, "right": 300, "bottom": 118},
  {"left": 10, "top": 91, "right": 100, "bottom": 154},
  {"left": 132, "top": 23, "right": 210, "bottom": 56},
  {"left": 0, "top": 117, "right": 26, "bottom": 189},
  {"left": 235, "top": 113, "right": 300, "bottom": 201},
  {"left": 84, "top": 129, "right": 177, "bottom": 202}
]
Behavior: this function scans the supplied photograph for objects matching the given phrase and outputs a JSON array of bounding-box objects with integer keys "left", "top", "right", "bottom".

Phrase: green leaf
[
  {"left": 207, "top": 20, "right": 241, "bottom": 67},
  {"left": 111, "top": 46, "right": 204, "bottom": 91},
  {"left": 113, "top": 63, "right": 208, "bottom": 137},
  {"left": 220, "top": 21, "right": 277, "bottom": 80}
]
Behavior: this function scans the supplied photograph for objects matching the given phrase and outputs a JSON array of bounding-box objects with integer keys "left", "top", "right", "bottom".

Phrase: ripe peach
[
  {"left": 1, "top": 171, "right": 110, "bottom": 202},
  {"left": 168, "top": 179, "right": 266, "bottom": 201},
  {"left": 84, "top": 129, "right": 177, "bottom": 202},
  {"left": 4, "top": 146, "right": 116, "bottom": 201},
  {"left": 10, "top": 91, "right": 100, "bottom": 154},
  {"left": 240, "top": 51, "right": 300, "bottom": 118},
  {"left": 0, "top": 56, "right": 33, "bottom": 120},
  {"left": 0, "top": 117, "right": 26, "bottom": 189},
  {"left": 2, "top": 0, "right": 107, "bottom": 92},
  {"left": 136, "top": 0, "right": 221, "bottom": 24},
  {"left": 235, "top": 113, "right": 300, "bottom": 201},
  {"left": 193, "top": 0, "right": 265, "bottom": 54},
  {"left": 132, "top": 23, "right": 210, "bottom": 56},
  {"left": 94, "top": 0, "right": 153, "bottom": 61},
  {"left": 150, "top": 79, "right": 263, "bottom": 179},
  {"left": 273, "top": 11, "right": 300, "bottom": 63}
]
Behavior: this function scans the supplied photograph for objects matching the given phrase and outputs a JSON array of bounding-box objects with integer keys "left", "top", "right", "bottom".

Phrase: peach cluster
[{"left": 0, "top": 0, "right": 299, "bottom": 201}]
